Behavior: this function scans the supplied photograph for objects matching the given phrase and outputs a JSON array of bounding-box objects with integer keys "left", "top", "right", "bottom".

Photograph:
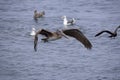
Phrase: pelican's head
[
  {"left": 56, "top": 29, "right": 69, "bottom": 39},
  {"left": 56, "top": 29, "right": 62, "bottom": 35}
]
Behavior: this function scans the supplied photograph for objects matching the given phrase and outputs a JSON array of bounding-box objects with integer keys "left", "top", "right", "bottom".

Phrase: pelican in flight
[
  {"left": 62, "top": 16, "right": 75, "bottom": 26},
  {"left": 95, "top": 25, "right": 120, "bottom": 38},
  {"left": 33, "top": 28, "right": 92, "bottom": 51},
  {"left": 33, "top": 10, "right": 45, "bottom": 19}
]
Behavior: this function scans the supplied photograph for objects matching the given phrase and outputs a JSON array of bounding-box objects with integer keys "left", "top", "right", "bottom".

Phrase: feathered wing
[
  {"left": 114, "top": 26, "right": 120, "bottom": 33},
  {"left": 67, "top": 19, "right": 75, "bottom": 25},
  {"left": 63, "top": 29, "right": 92, "bottom": 49},
  {"left": 67, "top": 20, "right": 73, "bottom": 24},
  {"left": 36, "top": 29, "right": 53, "bottom": 37},
  {"left": 34, "top": 35, "right": 38, "bottom": 51},
  {"left": 34, "top": 29, "right": 53, "bottom": 51},
  {"left": 95, "top": 30, "right": 114, "bottom": 37}
]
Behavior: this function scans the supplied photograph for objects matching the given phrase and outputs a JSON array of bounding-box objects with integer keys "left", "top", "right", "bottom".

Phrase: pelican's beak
[
  {"left": 63, "top": 34, "right": 69, "bottom": 39},
  {"left": 60, "top": 32, "right": 69, "bottom": 39}
]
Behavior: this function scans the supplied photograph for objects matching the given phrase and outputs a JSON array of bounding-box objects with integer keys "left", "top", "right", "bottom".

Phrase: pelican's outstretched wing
[
  {"left": 34, "top": 35, "right": 38, "bottom": 51},
  {"left": 36, "top": 29, "right": 53, "bottom": 37},
  {"left": 63, "top": 29, "right": 92, "bottom": 49},
  {"left": 34, "top": 29, "right": 53, "bottom": 51},
  {"left": 95, "top": 30, "right": 113, "bottom": 37}
]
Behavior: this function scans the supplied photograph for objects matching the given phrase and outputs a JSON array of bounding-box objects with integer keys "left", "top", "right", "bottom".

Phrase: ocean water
[{"left": 0, "top": 0, "right": 120, "bottom": 80}]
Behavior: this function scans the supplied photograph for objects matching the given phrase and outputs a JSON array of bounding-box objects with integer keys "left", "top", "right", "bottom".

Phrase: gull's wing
[
  {"left": 95, "top": 30, "right": 114, "bottom": 37},
  {"left": 67, "top": 20, "right": 73, "bottom": 23}
]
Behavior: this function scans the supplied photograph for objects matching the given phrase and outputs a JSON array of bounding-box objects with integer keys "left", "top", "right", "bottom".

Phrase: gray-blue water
[{"left": 0, "top": 0, "right": 120, "bottom": 80}]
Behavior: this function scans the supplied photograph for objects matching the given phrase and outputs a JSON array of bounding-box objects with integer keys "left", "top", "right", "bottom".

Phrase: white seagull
[{"left": 62, "top": 16, "right": 76, "bottom": 26}]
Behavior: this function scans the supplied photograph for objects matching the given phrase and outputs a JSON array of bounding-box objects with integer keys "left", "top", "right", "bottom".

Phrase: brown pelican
[
  {"left": 62, "top": 16, "right": 75, "bottom": 26},
  {"left": 95, "top": 25, "right": 120, "bottom": 38},
  {"left": 33, "top": 28, "right": 92, "bottom": 51},
  {"left": 33, "top": 10, "right": 45, "bottom": 19}
]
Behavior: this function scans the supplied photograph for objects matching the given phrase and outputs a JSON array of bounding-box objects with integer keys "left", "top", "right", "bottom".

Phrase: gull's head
[
  {"left": 42, "top": 11, "right": 45, "bottom": 15},
  {"left": 34, "top": 10, "right": 37, "bottom": 13}
]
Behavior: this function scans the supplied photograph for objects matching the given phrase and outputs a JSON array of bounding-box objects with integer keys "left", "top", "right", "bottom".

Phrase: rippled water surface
[{"left": 0, "top": 0, "right": 120, "bottom": 80}]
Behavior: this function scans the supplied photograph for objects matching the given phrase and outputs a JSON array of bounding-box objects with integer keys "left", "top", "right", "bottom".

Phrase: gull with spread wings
[{"left": 95, "top": 25, "right": 120, "bottom": 38}]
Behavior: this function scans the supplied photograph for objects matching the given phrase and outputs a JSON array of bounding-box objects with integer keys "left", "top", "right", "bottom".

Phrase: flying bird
[
  {"left": 33, "top": 28, "right": 68, "bottom": 51},
  {"left": 33, "top": 10, "right": 45, "bottom": 19},
  {"left": 95, "top": 25, "right": 120, "bottom": 38},
  {"left": 62, "top": 16, "right": 75, "bottom": 26},
  {"left": 33, "top": 28, "right": 92, "bottom": 51},
  {"left": 62, "top": 29, "right": 92, "bottom": 49}
]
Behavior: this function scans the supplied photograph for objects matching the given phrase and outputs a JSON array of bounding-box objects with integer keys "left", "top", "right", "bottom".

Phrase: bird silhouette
[
  {"left": 95, "top": 25, "right": 120, "bottom": 38},
  {"left": 33, "top": 10, "right": 45, "bottom": 20}
]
